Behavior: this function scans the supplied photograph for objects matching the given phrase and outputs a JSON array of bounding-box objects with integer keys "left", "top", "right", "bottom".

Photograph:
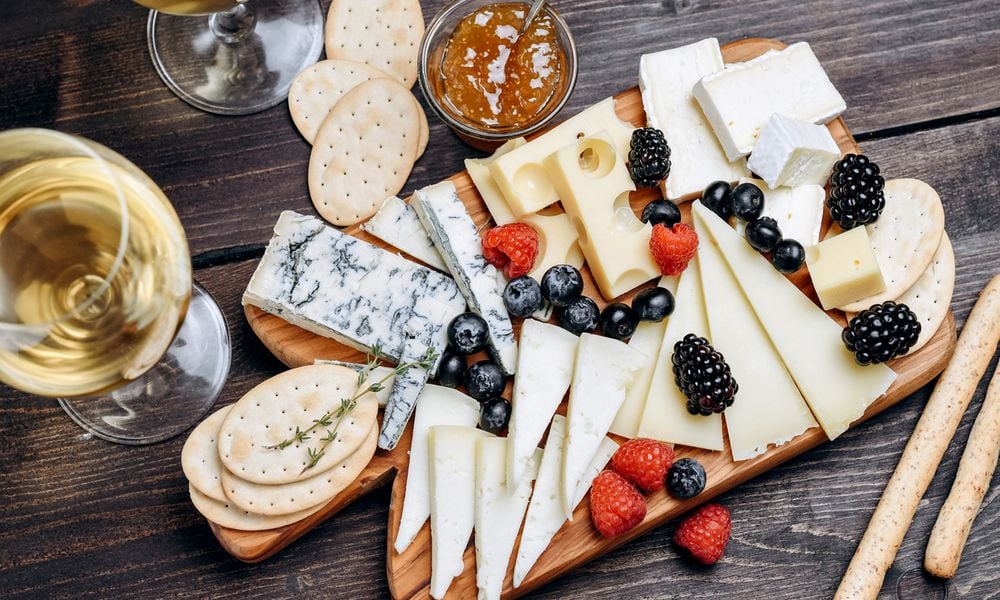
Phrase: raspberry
[
  {"left": 649, "top": 222, "right": 698, "bottom": 276},
  {"left": 674, "top": 503, "right": 732, "bottom": 565},
  {"left": 589, "top": 470, "right": 647, "bottom": 538},
  {"left": 611, "top": 438, "right": 675, "bottom": 493},
  {"left": 482, "top": 223, "right": 539, "bottom": 279}
]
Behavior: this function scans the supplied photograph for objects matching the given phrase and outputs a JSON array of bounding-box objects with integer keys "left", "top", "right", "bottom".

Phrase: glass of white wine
[
  {"left": 0, "top": 128, "right": 231, "bottom": 444},
  {"left": 133, "top": 0, "right": 325, "bottom": 115}
]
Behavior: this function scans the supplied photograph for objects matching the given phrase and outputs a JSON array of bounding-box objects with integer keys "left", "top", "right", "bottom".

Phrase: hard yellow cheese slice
[
  {"left": 465, "top": 137, "right": 527, "bottom": 225},
  {"left": 693, "top": 202, "right": 896, "bottom": 440}
]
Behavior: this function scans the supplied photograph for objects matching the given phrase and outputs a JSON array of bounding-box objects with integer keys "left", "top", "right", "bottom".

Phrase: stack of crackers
[
  {"left": 290, "top": 0, "right": 429, "bottom": 227},
  {"left": 182, "top": 365, "right": 379, "bottom": 531}
]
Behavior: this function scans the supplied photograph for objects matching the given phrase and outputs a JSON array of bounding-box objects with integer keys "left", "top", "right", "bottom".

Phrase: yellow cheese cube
[{"left": 805, "top": 227, "right": 886, "bottom": 310}]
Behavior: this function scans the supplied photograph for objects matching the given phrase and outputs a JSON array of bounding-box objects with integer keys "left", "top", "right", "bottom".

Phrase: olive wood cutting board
[{"left": 216, "top": 38, "right": 958, "bottom": 599}]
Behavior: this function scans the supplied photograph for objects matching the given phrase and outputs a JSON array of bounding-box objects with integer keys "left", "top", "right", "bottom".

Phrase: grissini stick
[
  {"left": 835, "top": 274, "right": 1000, "bottom": 600},
  {"left": 924, "top": 363, "right": 1000, "bottom": 578}
]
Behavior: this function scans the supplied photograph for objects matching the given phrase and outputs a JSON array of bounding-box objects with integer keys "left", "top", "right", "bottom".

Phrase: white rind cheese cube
[
  {"left": 747, "top": 113, "right": 840, "bottom": 188},
  {"left": 693, "top": 42, "right": 846, "bottom": 160}
]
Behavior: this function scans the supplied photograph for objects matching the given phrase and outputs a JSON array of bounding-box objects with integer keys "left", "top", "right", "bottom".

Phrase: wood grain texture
[
  {"left": 0, "top": 1, "right": 997, "bottom": 257},
  {"left": 0, "top": 2, "right": 999, "bottom": 599}
]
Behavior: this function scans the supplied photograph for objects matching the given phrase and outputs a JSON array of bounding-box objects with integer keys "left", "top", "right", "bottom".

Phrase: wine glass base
[
  {"left": 147, "top": 0, "right": 325, "bottom": 115},
  {"left": 58, "top": 282, "right": 231, "bottom": 445}
]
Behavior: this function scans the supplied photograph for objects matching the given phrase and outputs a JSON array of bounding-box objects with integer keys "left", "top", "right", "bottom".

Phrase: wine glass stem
[{"left": 210, "top": 2, "right": 256, "bottom": 44}]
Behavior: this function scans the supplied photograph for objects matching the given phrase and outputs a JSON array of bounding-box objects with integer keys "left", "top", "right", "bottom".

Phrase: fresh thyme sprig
[{"left": 266, "top": 343, "right": 438, "bottom": 475}]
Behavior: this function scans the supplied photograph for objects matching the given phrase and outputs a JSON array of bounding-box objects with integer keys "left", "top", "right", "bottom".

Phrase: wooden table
[{"left": 1, "top": 1, "right": 998, "bottom": 598}]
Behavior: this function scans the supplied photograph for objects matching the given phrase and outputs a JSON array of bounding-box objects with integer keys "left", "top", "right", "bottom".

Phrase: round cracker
[
  {"left": 289, "top": 59, "right": 391, "bottom": 144},
  {"left": 324, "top": 0, "right": 424, "bottom": 88},
  {"left": 838, "top": 178, "right": 945, "bottom": 312},
  {"left": 221, "top": 423, "right": 377, "bottom": 515},
  {"left": 188, "top": 484, "right": 324, "bottom": 532},
  {"left": 181, "top": 404, "right": 232, "bottom": 502},
  {"left": 217, "top": 365, "right": 378, "bottom": 485},
  {"left": 308, "top": 79, "right": 420, "bottom": 225}
]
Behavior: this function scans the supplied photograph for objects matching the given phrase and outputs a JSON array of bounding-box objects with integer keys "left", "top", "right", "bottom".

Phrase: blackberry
[
  {"left": 666, "top": 458, "right": 707, "bottom": 499},
  {"left": 627, "top": 127, "right": 671, "bottom": 188},
  {"left": 671, "top": 334, "right": 738, "bottom": 416},
  {"left": 843, "top": 301, "right": 921, "bottom": 365},
  {"left": 827, "top": 154, "right": 886, "bottom": 229}
]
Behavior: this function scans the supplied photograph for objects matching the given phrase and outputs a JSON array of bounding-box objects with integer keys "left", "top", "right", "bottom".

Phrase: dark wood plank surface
[{"left": 0, "top": 1, "right": 998, "bottom": 598}]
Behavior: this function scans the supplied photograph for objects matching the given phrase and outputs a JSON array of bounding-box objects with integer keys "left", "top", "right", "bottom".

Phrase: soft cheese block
[
  {"left": 413, "top": 181, "right": 518, "bottom": 374},
  {"left": 806, "top": 226, "right": 886, "bottom": 310},
  {"left": 465, "top": 137, "right": 527, "bottom": 226},
  {"left": 428, "top": 426, "right": 492, "bottom": 599},
  {"left": 693, "top": 42, "right": 847, "bottom": 160},
  {"left": 394, "top": 386, "right": 481, "bottom": 554},
  {"left": 489, "top": 97, "right": 635, "bottom": 217},
  {"left": 513, "top": 415, "right": 618, "bottom": 588},
  {"left": 735, "top": 178, "right": 825, "bottom": 246},
  {"left": 545, "top": 131, "right": 660, "bottom": 300},
  {"left": 562, "top": 333, "right": 644, "bottom": 517},
  {"left": 507, "top": 319, "right": 579, "bottom": 488},
  {"left": 474, "top": 437, "right": 539, "bottom": 600},
  {"left": 243, "top": 211, "right": 465, "bottom": 365},
  {"left": 520, "top": 212, "right": 585, "bottom": 283},
  {"left": 747, "top": 113, "right": 841, "bottom": 188},
  {"left": 693, "top": 202, "right": 895, "bottom": 440},
  {"left": 360, "top": 196, "right": 447, "bottom": 271},
  {"left": 697, "top": 227, "right": 818, "bottom": 460},
  {"left": 637, "top": 257, "right": 724, "bottom": 450},
  {"left": 639, "top": 38, "right": 750, "bottom": 200}
]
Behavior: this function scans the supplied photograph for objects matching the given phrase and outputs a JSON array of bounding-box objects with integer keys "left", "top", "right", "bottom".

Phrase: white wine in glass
[
  {"left": 136, "top": 0, "right": 325, "bottom": 115},
  {"left": 0, "top": 129, "right": 231, "bottom": 444}
]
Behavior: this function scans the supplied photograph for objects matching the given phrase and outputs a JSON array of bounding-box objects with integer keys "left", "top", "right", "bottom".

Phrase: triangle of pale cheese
[{"left": 692, "top": 202, "right": 896, "bottom": 439}]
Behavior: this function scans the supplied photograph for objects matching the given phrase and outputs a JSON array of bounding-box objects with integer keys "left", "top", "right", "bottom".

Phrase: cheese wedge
[
  {"left": 520, "top": 212, "right": 585, "bottom": 283},
  {"left": 394, "top": 386, "right": 481, "bottom": 554},
  {"left": 514, "top": 415, "right": 618, "bottom": 588},
  {"left": 465, "top": 137, "right": 527, "bottom": 225},
  {"left": 507, "top": 319, "right": 579, "bottom": 488},
  {"left": 429, "top": 426, "right": 492, "bottom": 599},
  {"left": 637, "top": 257, "right": 724, "bottom": 450},
  {"left": 609, "top": 276, "right": 678, "bottom": 438},
  {"left": 562, "top": 333, "right": 644, "bottom": 517},
  {"left": 474, "top": 438, "right": 540, "bottom": 600},
  {"left": 697, "top": 228, "right": 819, "bottom": 460},
  {"left": 693, "top": 202, "right": 896, "bottom": 439}
]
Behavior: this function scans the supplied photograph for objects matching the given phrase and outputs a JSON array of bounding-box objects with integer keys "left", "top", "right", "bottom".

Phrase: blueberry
[
  {"left": 771, "top": 239, "right": 806, "bottom": 274},
  {"left": 465, "top": 360, "right": 506, "bottom": 401},
  {"left": 640, "top": 200, "right": 682, "bottom": 227},
  {"left": 599, "top": 303, "right": 638, "bottom": 340},
  {"left": 744, "top": 216, "right": 782, "bottom": 253},
  {"left": 447, "top": 313, "right": 488, "bottom": 355},
  {"left": 701, "top": 181, "right": 733, "bottom": 220},
  {"left": 503, "top": 275, "right": 544, "bottom": 318},
  {"left": 479, "top": 398, "right": 512, "bottom": 434},
  {"left": 730, "top": 182, "right": 765, "bottom": 221},
  {"left": 540, "top": 264, "right": 584, "bottom": 307},
  {"left": 435, "top": 349, "right": 466, "bottom": 388},
  {"left": 557, "top": 296, "right": 599, "bottom": 335},
  {"left": 666, "top": 458, "right": 707, "bottom": 499},
  {"left": 632, "top": 286, "right": 675, "bottom": 322}
]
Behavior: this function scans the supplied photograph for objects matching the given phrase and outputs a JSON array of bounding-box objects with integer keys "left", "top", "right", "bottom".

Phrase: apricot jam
[{"left": 440, "top": 2, "right": 565, "bottom": 129}]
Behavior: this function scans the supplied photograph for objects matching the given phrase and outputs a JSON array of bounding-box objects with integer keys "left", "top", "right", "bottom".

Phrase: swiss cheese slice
[
  {"left": 507, "top": 319, "right": 579, "bottom": 488},
  {"left": 394, "top": 385, "right": 481, "bottom": 554},
  {"left": 609, "top": 276, "right": 678, "bottom": 438},
  {"left": 697, "top": 228, "right": 819, "bottom": 460},
  {"left": 637, "top": 257, "right": 724, "bottom": 450},
  {"left": 465, "top": 137, "right": 527, "bottom": 226},
  {"left": 562, "top": 333, "right": 644, "bottom": 517},
  {"left": 520, "top": 212, "right": 585, "bottom": 283},
  {"left": 693, "top": 202, "right": 896, "bottom": 439}
]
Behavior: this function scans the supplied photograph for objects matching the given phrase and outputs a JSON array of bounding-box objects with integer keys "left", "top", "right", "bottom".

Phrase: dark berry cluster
[
  {"left": 827, "top": 154, "right": 886, "bottom": 229},
  {"left": 843, "top": 301, "right": 921, "bottom": 365},
  {"left": 628, "top": 127, "right": 672, "bottom": 188},
  {"left": 672, "top": 334, "right": 738, "bottom": 416}
]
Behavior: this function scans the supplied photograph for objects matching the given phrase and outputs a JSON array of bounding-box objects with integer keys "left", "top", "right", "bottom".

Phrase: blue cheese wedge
[
  {"left": 243, "top": 211, "right": 465, "bottom": 366},
  {"left": 413, "top": 181, "right": 518, "bottom": 374},
  {"left": 360, "top": 196, "right": 448, "bottom": 271}
]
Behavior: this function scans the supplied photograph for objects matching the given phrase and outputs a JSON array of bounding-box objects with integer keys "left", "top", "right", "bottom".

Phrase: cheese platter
[{"left": 188, "top": 35, "right": 965, "bottom": 600}]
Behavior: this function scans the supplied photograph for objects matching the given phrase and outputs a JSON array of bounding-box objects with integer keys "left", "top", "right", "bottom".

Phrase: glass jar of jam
[{"left": 419, "top": 0, "right": 578, "bottom": 150}]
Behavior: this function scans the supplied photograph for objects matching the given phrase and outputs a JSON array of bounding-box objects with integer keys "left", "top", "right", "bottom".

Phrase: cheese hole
[{"left": 576, "top": 138, "right": 616, "bottom": 179}]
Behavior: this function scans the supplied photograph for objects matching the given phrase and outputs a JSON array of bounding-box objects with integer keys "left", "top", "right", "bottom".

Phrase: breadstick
[
  {"left": 924, "top": 364, "right": 1000, "bottom": 578},
  {"left": 835, "top": 274, "right": 1000, "bottom": 600}
]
